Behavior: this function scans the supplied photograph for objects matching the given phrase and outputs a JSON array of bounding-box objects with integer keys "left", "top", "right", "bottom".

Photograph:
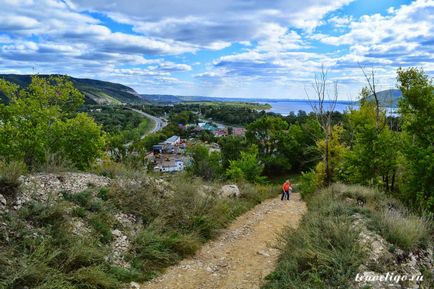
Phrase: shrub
[
  {"left": 298, "top": 170, "right": 318, "bottom": 198},
  {"left": 109, "top": 266, "right": 142, "bottom": 283},
  {"left": 63, "top": 240, "right": 106, "bottom": 272},
  {"left": 131, "top": 229, "right": 182, "bottom": 272},
  {"left": 36, "top": 152, "right": 76, "bottom": 173},
  {"left": 88, "top": 212, "right": 114, "bottom": 244},
  {"left": 0, "top": 160, "right": 27, "bottom": 196},
  {"left": 71, "top": 266, "right": 120, "bottom": 289},
  {"left": 97, "top": 187, "right": 110, "bottom": 201},
  {"left": 92, "top": 157, "right": 131, "bottom": 178},
  {"left": 63, "top": 191, "right": 93, "bottom": 208}
]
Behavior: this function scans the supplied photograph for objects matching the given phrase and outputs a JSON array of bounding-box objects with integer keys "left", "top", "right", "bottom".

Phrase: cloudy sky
[{"left": 0, "top": 0, "right": 433, "bottom": 99}]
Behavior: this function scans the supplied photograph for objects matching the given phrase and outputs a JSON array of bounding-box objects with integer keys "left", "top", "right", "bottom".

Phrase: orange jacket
[{"left": 282, "top": 182, "right": 291, "bottom": 192}]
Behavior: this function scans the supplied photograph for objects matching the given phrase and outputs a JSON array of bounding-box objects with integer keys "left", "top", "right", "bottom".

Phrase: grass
[
  {"left": 0, "top": 160, "right": 27, "bottom": 198},
  {"left": 1, "top": 199, "right": 119, "bottom": 289},
  {"left": 262, "top": 183, "right": 433, "bottom": 289},
  {"left": 329, "top": 183, "right": 432, "bottom": 251},
  {"left": 262, "top": 186, "right": 366, "bottom": 289},
  {"left": 377, "top": 209, "right": 431, "bottom": 250},
  {"left": 112, "top": 175, "right": 280, "bottom": 281}
]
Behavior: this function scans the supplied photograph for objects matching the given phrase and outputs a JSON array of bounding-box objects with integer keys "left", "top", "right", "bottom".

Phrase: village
[{"left": 150, "top": 121, "right": 246, "bottom": 173}]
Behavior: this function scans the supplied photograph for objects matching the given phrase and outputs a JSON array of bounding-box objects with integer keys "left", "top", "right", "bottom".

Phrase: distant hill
[
  {"left": 0, "top": 74, "right": 146, "bottom": 105},
  {"left": 365, "top": 89, "right": 402, "bottom": 108}
]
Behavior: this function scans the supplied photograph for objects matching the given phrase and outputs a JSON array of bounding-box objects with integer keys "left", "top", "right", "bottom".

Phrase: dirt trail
[{"left": 142, "top": 193, "right": 307, "bottom": 289}]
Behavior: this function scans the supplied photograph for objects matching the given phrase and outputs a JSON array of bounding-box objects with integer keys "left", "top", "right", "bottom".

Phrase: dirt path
[{"left": 142, "top": 193, "right": 307, "bottom": 289}]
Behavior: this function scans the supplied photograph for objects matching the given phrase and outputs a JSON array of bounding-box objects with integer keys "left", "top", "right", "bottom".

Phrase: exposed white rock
[
  {"left": 352, "top": 213, "right": 432, "bottom": 289},
  {"left": 16, "top": 172, "right": 111, "bottom": 208},
  {"left": 129, "top": 281, "right": 141, "bottom": 289},
  {"left": 218, "top": 184, "right": 240, "bottom": 198}
]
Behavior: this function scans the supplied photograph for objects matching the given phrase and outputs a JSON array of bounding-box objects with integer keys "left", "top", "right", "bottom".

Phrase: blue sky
[{"left": 0, "top": 0, "right": 433, "bottom": 99}]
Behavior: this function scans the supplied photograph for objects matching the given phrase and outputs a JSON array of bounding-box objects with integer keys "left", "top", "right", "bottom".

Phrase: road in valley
[
  {"left": 128, "top": 108, "right": 167, "bottom": 135},
  {"left": 124, "top": 108, "right": 168, "bottom": 147}
]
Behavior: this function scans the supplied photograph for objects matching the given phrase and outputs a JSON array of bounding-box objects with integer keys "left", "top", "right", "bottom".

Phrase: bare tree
[
  {"left": 305, "top": 65, "right": 338, "bottom": 186},
  {"left": 359, "top": 64, "right": 386, "bottom": 132}
]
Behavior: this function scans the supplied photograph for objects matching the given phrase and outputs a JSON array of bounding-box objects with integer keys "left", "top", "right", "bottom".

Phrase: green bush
[
  {"left": 71, "top": 266, "right": 120, "bottom": 289},
  {"left": 89, "top": 213, "right": 113, "bottom": 244},
  {"left": 97, "top": 187, "right": 110, "bottom": 201},
  {"left": 63, "top": 240, "right": 106, "bottom": 272},
  {"left": 0, "top": 160, "right": 27, "bottom": 196},
  {"left": 63, "top": 191, "right": 93, "bottom": 208},
  {"left": 298, "top": 170, "right": 318, "bottom": 198},
  {"left": 92, "top": 157, "right": 131, "bottom": 178}
]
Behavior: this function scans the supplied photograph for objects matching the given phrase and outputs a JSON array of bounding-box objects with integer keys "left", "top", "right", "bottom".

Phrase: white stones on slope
[
  {"left": 352, "top": 213, "right": 433, "bottom": 289},
  {"left": 128, "top": 281, "right": 141, "bottom": 289},
  {"left": 218, "top": 184, "right": 241, "bottom": 198},
  {"left": 16, "top": 173, "right": 111, "bottom": 208},
  {"left": 71, "top": 218, "right": 91, "bottom": 236},
  {"left": 109, "top": 231, "right": 131, "bottom": 268}
]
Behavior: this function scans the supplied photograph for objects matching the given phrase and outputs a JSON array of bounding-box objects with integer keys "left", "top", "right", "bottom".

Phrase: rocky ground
[
  {"left": 141, "top": 194, "right": 307, "bottom": 289},
  {"left": 352, "top": 213, "right": 433, "bottom": 289}
]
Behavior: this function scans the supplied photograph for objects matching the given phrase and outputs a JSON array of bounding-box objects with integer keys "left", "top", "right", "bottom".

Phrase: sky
[{"left": 0, "top": 0, "right": 433, "bottom": 100}]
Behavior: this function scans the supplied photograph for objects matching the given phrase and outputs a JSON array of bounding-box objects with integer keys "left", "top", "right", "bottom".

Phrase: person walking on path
[{"left": 281, "top": 179, "right": 292, "bottom": 201}]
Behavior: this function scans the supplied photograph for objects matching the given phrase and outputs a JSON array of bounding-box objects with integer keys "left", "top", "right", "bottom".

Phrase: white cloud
[
  {"left": 328, "top": 15, "right": 353, "bottom": 27},
  {"left": 71, "top": 0, "right": 354, "bottom": 45},
  {"left": 317, "top": 0, "right": 434, "bottom": 50}
]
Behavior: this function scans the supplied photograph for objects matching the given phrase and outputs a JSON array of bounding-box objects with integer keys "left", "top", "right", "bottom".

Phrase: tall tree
[
  {"left": 245, "top": 116, "right": 289, "bottom": 174},
  {"left": 397, "top": 67, "right": 434, "bottom": 211},
  {"left": 305, "top": 66, "right": 338, "bottom": 185}
]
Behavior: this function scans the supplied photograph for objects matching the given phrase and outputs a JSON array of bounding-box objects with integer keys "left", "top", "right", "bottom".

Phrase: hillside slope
[
  {"left": 0, "top": 74, "right": 146, "bottom": 105},
  {"left": 365, "top": 89, "right": 402, "bottom": 107}
]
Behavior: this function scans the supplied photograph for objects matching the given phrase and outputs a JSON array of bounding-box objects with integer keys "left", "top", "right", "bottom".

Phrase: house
[
  {"left": 152, "top": 135, "right": 182, "bottom": 155},
  {"left": 213, "top": 128, "right": 228, "bottom": 137},
  {"left": 233, "top": 127, "right": 246, "bottom": 136},
  {"left": 198, "top": 122, "right": 218, "bottom": 131},
  {"left": 152, "top": 144, "right": 164, "bottom": 154},
  {"left": 163, "top": 135, "right": 181, "bottom": 145},
  {"left": 154, "top": 159, "right": 185, "bottom": 172}
]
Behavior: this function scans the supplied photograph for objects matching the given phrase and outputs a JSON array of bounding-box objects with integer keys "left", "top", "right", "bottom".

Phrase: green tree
[
  {"left": 246, "top": 116, "right": 289, "bottom": 174},
  {"left": 226, "top": 146, "right": 265, "bottom": 183},
  {"left": 341, "top": 99, "right": 398, "bottom": 191},
  {"left": 218, "top": 136, "right": 246, "bottom": 169},
  {"left": 315, "top": 125, "right": 348, "bottom": 185},
  {"left": 0, "top": 75, "right": 104, "bottom": 170},
  {"left": 187, "top": 144, "right": 222, "bottom": 180},
  {"left": 52, "top": 113, "right": 105, "bottom": 170},
  {"left": 397, "top": 67, "right": 434, "bottom": 211}
]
